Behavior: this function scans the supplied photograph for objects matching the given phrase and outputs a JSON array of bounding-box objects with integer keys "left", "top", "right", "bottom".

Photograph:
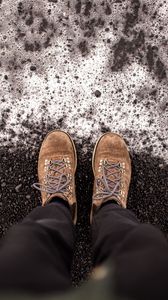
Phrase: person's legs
[
  {"left": 0, "top": 130, "right": 78, "bottom": 294},
  {"left": 0, "top": 199, "right": 74, "bottom": 294},
  {"left": 92, "top": 201, "right": 139, "bottom": 265},
  {"left": 91, "top": 132, "right": 168, "bottom": 299},
  {"left": 92, "top": 202, "right": 168, "bottom": 300}
]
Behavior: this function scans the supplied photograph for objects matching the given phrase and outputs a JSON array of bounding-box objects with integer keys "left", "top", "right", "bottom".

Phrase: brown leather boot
[
  {"left": 33, "top": 130, "right": 77, "bottom": 224},
  {"left": 91, "top": 132, "right": 131, "bottom": 222}
]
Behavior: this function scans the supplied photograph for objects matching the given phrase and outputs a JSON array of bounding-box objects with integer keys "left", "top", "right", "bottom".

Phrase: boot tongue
[{"left": 47, "top": 193, "right": 68, "bottom": 203}]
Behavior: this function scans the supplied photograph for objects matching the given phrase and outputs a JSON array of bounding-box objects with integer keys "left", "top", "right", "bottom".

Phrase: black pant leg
[
  {"left": 92, "top": 203, "right": 140, "bottom": 265},
  {"left": 92, "top": 203, "right": 168, "bottom": 300},
  {"left": 0, "top": 202, "right": 74, "bottom": 294}
]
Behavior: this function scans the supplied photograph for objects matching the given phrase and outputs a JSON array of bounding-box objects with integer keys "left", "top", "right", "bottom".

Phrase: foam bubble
[{"left": 0, "top": 0, "right": 167, "bottom": 163}]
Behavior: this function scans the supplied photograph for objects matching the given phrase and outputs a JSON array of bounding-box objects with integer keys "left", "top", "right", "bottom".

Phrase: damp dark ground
[{"left": 0, "top": 126, "right": 168, "bottom": 286}]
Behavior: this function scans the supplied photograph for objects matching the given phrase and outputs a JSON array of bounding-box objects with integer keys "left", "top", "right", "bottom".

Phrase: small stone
[
  {"left": 95, "top": 90, "right": 101, "bottom": 97},
  {"left": 1, "top": 182, "right": 6, "bottom": 187},
  {"left": 26, "top": 195, "right": 31, "bottom": 199},
  {"left": 15, "top": 184, "right": 22, "bottom": 192}
]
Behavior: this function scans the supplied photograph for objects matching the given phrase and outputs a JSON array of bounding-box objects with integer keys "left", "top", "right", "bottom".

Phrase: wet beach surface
[{"left": 0, "top": 0, "right": 168, "bottom": 285}]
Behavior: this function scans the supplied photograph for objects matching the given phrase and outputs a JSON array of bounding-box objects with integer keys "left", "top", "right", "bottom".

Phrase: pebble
[{"left": 15, "top": 184, "right": 22, "bottom": 192}]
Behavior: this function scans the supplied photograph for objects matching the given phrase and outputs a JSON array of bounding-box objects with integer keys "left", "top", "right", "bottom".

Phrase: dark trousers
[{"left": 0, "top": 201, "right": 168, "bottom": 299}]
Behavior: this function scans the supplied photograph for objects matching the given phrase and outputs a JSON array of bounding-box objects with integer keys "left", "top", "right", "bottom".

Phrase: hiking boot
[
  {"left": 91, "top": 132, "right": 131, "bottom": 222},
  {"left": 33, "top": 130, "right": 77, "bottom": 224}
]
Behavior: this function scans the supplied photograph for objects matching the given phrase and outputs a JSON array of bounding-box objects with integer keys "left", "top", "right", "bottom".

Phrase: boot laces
[
  {"left": 93, "top": 160, "right": 122, "bottom": 201},
  {"left": 33, "top": 159, "right": 70, "bottom": 195}
]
